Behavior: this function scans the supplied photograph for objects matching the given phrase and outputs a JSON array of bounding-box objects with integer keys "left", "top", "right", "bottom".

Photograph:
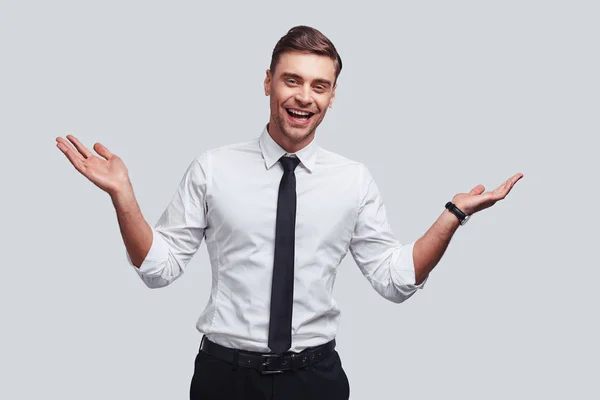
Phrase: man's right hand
[{"left": 56, "top": 134, "right": 131, "bottom": 197}]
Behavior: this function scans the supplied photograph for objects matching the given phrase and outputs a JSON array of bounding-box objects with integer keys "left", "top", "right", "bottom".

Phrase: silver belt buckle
[{"left": 259, "top": 354, "right": 285, "bottom": 375}]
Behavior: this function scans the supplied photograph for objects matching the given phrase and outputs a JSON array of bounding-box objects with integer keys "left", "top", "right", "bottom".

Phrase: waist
[{"left": 199, "top": 335, "right": 337, "bottom": 374}]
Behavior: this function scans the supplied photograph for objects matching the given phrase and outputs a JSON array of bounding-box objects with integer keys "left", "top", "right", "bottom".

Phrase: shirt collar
[{"left": 259, "top": 124, "right": 319, "bottom": 173}]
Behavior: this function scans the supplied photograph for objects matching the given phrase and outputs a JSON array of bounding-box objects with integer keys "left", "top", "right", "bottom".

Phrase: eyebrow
[{"left": 281, "top": 72, "right": 332, "bottom": 87}]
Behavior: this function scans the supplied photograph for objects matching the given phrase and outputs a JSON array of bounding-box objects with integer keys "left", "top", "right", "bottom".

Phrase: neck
[{"left": 267, "top": 121, "right": 315, "bottom": 153}]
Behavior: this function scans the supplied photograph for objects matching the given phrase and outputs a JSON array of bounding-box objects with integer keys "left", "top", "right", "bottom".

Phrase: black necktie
[{"left": 268, "top": 155, "right": 301, "bottom": 354}]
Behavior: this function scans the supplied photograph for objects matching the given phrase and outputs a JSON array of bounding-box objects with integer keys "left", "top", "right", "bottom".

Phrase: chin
[{"left": 283, "top": 124, "right": 315, "bottom": 143}]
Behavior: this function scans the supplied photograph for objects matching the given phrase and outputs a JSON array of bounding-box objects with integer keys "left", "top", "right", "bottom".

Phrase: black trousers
[{"left": 189, "top": 344, "right": 350, "bottom": 400}]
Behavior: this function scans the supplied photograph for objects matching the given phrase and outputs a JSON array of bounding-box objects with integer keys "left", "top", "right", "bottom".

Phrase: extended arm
[
  {"left": 111, "top": 184, "right": 154, "bottom": 269},
  {"left": 57, "top": 135, "right": 210, "bottom": 288},
  {"left": 123, "top": 155, "right": 210, "bottom": 288},
  {"left": 56, "top": 134, "right": 153, "bottom": 269},
  {"left": 413, "top": 209, "right": 459, "bottom": 285},
  {"left": 413, "top": 173, "right": 524, "bottom": 284}
]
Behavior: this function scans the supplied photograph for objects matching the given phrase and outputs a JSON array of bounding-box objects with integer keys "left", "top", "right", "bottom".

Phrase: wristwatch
[{"left": 445, "top": 201, "right": 471, "bottom": 225}]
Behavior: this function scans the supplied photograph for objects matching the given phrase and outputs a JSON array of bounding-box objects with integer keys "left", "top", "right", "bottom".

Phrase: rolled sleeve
[
  {"left": 128, "top": 153, "right": 210, "bottom": 288},
  {"left": 390, "top": 240, "right": 428, "bottom": 291},
  {"left": 126, "top": 228, "right": 171, "bottom": 275},
  {"left": 349, "top": 164, "right": 427, "bottom": 303}
]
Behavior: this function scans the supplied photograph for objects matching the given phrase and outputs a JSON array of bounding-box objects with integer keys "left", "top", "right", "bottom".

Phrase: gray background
[{"left": 1, "top": 0, "right": 598, "bottom": 398}]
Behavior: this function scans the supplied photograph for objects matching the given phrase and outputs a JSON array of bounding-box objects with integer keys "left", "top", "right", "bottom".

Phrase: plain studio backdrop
[{"left": 1, "top": 0, "right": 598, "bottom": 399}]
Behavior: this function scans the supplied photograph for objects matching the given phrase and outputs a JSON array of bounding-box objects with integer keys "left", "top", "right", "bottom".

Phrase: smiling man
[
  {"left": 56, "top": 25, "right": 523, "bottom": 400},
  {"left": 265, "top": 48, "right": 338, "bottom": 153}
]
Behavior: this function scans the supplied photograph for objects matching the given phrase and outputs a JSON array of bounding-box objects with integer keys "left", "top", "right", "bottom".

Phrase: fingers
[
  {"left": 57, "top": 139, "right": 87, "bottom": 175},
  {"left": 93, "top": 142, "right": 113, "bottom": 160},
  {"left": 67, "top": 135, "right": 93, "bottom": 159},
  {"left": 491, "top": 181, "right": 511, "bottom": 197},
  {"left": 509, "top": 172, "right": 524, "bottom": 185},
  {"left": 489, "top": 173, "right": 523, "bottom": 200},
  {"left": 56, "top": 136, "right": 85, "bottom": 162},
  {"left": 469, "top": 184, "right": 485, "bottom": 195},
  {"left": 463, "top": 172, "right": 524, "bottom": 211},
  {"left": 56, "top": 135, "right": 86, "bottom": 162},
  {"left": 502, "top": 173, "right": 524, "bottom": 193},
  {"left": 56, "top": 135, "right": 115, "bottom": 161}
]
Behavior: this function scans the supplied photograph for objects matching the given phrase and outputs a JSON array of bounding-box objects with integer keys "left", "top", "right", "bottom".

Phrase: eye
[
  {"left": 286, "top": 79, "right": 297, "bottom": 85},
  {"left": 315, "top": 85, "right": 326, "bottom": 91}
]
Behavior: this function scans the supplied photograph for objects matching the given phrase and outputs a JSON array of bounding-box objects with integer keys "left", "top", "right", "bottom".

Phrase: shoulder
[
  {"left": 208, "top": 137, "right": 259, "bottom": 156},
  {"left": 316, "top": 146, "right": 371, "bottom": 182},
  {"left": 192, "top": 137, "right": 260, "bottom": 166},
  {"left": 316, "top": 146, "right": 364, "bottom": 171}
]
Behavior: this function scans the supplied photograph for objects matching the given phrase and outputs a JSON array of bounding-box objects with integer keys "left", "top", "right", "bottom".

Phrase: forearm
[
  {"left": 110, "top": 183, "right": 153, "bottom": 269},
  {"left": 413, "top": 208, "right": 461, "bottom": 284}
]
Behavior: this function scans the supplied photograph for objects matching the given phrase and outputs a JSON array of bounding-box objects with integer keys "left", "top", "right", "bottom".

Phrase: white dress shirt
[{"left": 127, "top": 125, "right": 428, "bottom": 352}]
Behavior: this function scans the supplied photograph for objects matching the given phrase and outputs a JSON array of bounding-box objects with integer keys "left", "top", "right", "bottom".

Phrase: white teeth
[{"left": 288, "top": 109, "right": 310, "bottom": 116}]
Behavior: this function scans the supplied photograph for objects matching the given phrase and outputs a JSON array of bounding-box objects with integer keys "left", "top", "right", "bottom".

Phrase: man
[{"left": 56, "top": 25, "right": 523, "bottom": 400}]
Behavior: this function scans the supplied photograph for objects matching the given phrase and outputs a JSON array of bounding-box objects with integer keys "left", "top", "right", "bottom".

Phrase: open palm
[
  {"left": 453, "top": 172, "right": 524, "bottom": 216},
  {"left": 56, "top": 135, "right": 130, "bottom": 196}
]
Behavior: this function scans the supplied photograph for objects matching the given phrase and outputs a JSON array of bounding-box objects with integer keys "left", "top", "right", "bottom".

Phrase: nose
[{"left": 294, "top": 85, "right": 313, "bottom": 107}]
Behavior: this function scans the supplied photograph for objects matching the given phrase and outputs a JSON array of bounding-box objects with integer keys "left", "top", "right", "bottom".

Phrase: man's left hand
[{"left": 452, "top": 173, "right": 524, "bottom": 216}]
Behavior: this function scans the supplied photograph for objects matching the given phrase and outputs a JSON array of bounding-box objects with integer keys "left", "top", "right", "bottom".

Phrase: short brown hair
[{"left": 270, "top": 25, "right": 343, "bottom": 83}]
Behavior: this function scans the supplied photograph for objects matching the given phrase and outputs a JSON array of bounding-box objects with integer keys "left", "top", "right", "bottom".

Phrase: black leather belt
[{"left": 199, "top": 336, "right": 336, "bottom": 374}]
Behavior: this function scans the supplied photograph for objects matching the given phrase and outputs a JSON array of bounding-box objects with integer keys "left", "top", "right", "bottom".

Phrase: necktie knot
[{"left": 279, "top": 156, "right": 301, "bottom": 172}]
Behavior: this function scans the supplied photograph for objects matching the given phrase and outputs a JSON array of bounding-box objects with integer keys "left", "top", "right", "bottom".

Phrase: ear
[
  {"left": 264, "top": 69, "right": 272, "bottom": 96},
  {"left": 328, "top": 83, "right": 337, "bottom": 108}
]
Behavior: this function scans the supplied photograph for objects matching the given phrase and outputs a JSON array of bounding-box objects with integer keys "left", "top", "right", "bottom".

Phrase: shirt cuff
[
  {"left": 126, "top": 228, "right": 170, "bottom": 276},
  {"left": 393, "top": 240, "right": 428, "bottom": 290}
]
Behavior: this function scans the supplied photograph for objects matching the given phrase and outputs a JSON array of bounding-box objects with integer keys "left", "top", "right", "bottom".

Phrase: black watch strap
[{"left": 445, "top": 202, "right": 470, "bottom": 225}]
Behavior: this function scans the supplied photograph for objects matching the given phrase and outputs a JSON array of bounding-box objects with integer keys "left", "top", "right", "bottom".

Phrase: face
[{"left": 264, "top": 51, "right": 337, "bottom": 152}]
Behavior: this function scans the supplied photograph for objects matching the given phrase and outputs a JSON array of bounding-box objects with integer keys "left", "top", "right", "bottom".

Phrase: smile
[{"left": 286, "top": 108, "right": 314, "bottom": 121}]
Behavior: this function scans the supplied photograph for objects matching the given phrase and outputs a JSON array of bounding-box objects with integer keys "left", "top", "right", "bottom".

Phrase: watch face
[{"left": 460, "top": 214, "right": 470, "bottom": 225}]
